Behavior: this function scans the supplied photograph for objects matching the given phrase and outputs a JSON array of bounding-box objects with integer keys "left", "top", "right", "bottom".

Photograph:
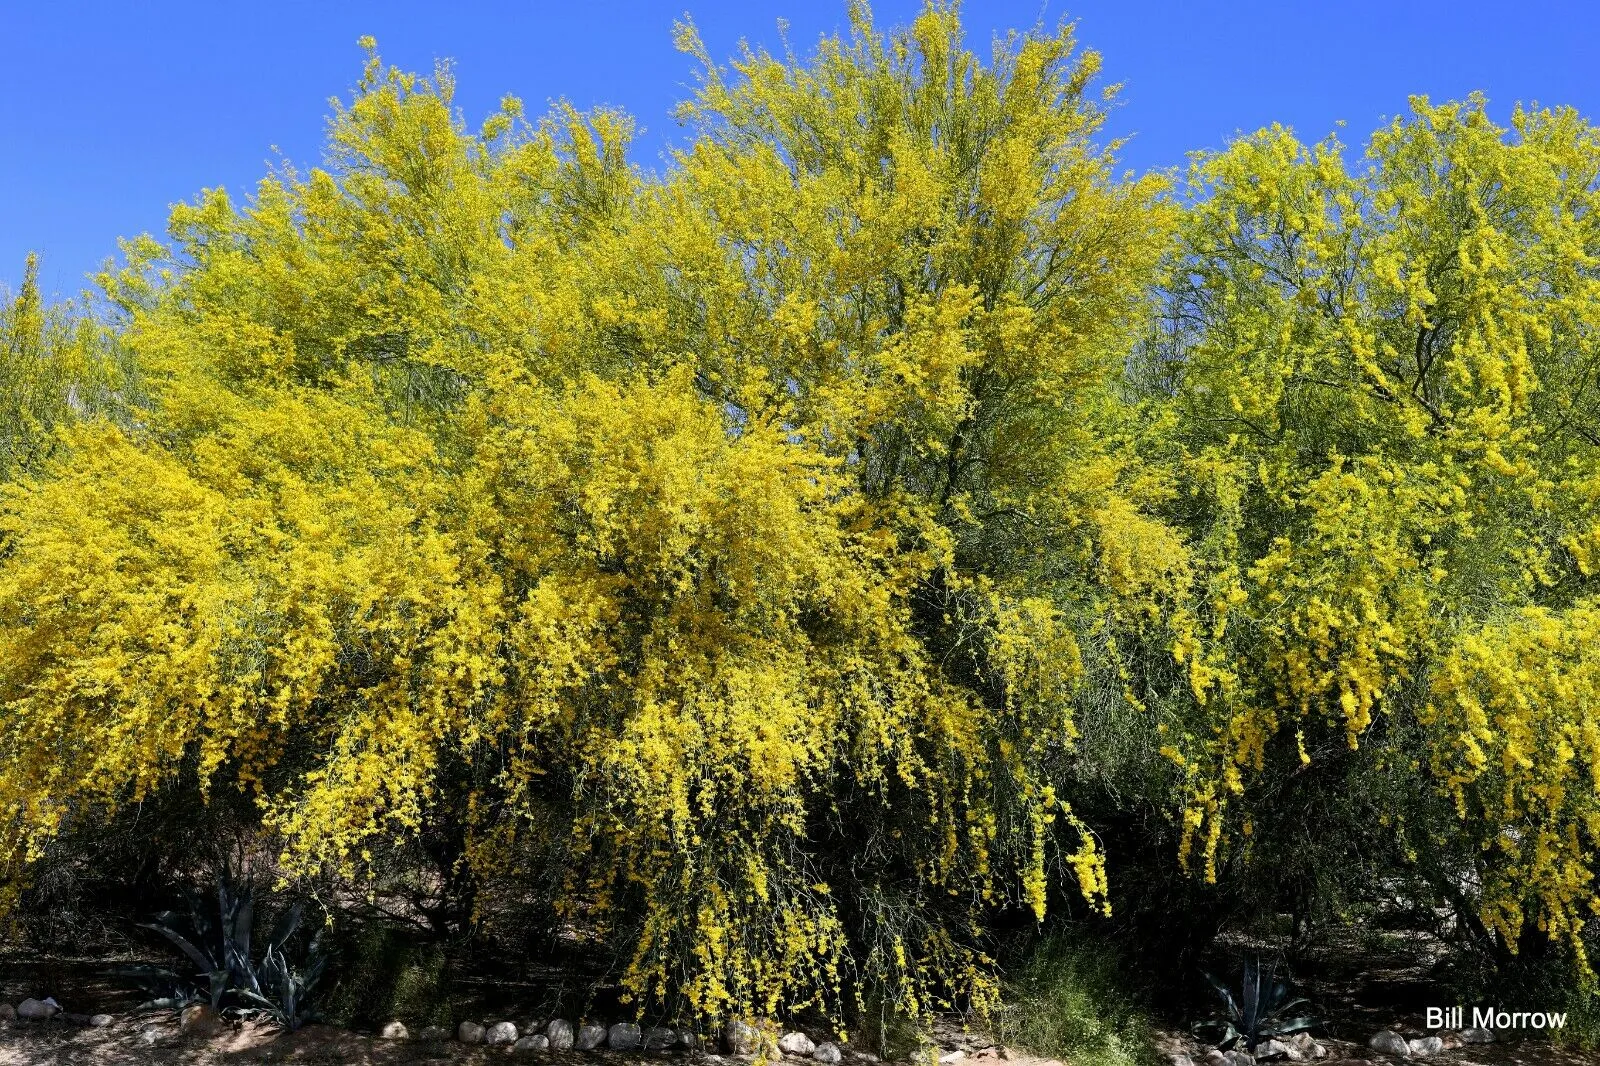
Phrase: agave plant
[
  {"left": 231, "top": 904, "right": 329, "bottom": 1031},
  {"left": 1194, "top": 956, "right": 1318, "bottom": 1051},
  {"left": 131, "top": 867, "right": 257, "bottom": 1008},
  {"left": 116, "top": 867, "right": 329, "bottom": 1030},
  {"left": 106, "top": 963, "right": 208, "bottom": 1011}
]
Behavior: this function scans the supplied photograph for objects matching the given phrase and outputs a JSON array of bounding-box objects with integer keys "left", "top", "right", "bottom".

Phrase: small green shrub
[
  {"left": 851, "top": 992, "right": 927, "bottom": 1062},
  {"left": 993, "top": 934, "right": 1161, "bottom": 1066},
  {"left": 1440, "top": 946, "right": 1600, "bottom": 1050},
  {"left": 320, "top": 921, "right": 455, "bottom": 1029}
]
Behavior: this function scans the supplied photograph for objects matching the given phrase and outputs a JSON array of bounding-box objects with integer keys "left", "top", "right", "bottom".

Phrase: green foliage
[
  {"left": 1440, "top": 945, "right": 1600, "bottom": 1049},
  {"left": 320, "top": 923, "right": 455, "bottom": 1029},
  {"left": 992, "top": 935, "right": 1160, "bottom": 1066}
]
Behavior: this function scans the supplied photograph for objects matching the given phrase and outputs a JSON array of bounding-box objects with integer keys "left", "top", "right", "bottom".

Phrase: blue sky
[{"left": 4, "top": 0, "right": 1597, "bottom": 299}]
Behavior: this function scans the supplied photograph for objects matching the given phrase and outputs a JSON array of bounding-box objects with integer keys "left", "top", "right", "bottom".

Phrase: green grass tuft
[{"left": 992, "top": 934, "right": 1163, "bottom": 1066}]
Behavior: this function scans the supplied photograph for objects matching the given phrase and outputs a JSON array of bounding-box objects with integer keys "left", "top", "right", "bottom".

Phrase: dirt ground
[
  {"left": 2, "top": 1012, "right": 1597, "bottom": 1066},
  {"left": 4, "top": 940, "right": 1597, "bottom": 1066},
  {"left": 0, "top": 1018, "right": 1081, "bottom": 1066}
]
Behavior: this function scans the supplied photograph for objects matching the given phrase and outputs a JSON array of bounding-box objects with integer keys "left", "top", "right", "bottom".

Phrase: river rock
[
  {"left": 644, "top": 1026, "right": 677, "bottom": 1051},
  {"left": 1407, "top": 1037, "right": 1443, "bottom": 1057},
  {"left": 610, "top": 1022, "right": 643, "bottom": 1050},
  {"left": 814, "top": 1042, "right": 843, "bottom": 1063},
  {"left": 488, "top": 1021, "right": 520, "bottom": 1045},
  {"left": 419, "top": 1025, "right": 450, "bottom": 1041},
  {"left": 17, "top": 998, "right": 60, "bottom": 1022},
  {"left": 179, "top": 1004, "right": 223, "bottom": 1039},
  {"left": 727, "top": 1019, "right": 762, "bottom": 1055},
  {"left": 518, "top": 1034, "right": 552, "bottom": 1052},
  {"left": 1459, "top": 1027, "right": 1493, "bottom": 1043},
  {"left": 780, "top": 1032, "right": 816, "bottom": 1057},
  {"left": 89, "top": 1013, "right": 114, "bottom": 1028},
  {"left": 1285, "top": 1032, "right": 1323, "bottom": 1058},
  {"left": 577, "top": 1022, "right": 608, "bottom": 1050},
  {"left": 459, "top": 1020, "right": 487, "bottom": 1044},
  {"left": 547, "top": 1018, "right": 575, "bottom": 1050},
  {"left": 1367, "top": 1030, "right": 1410, "bottom": 1057},
  {"left": 379, "top": 1021, "right": 409, "bottom": 1040}
]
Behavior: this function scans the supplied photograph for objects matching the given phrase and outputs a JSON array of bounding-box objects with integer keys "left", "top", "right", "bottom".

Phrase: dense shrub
[{"left": 993, "top": 933, "right": 1160, "bottom": 1066}]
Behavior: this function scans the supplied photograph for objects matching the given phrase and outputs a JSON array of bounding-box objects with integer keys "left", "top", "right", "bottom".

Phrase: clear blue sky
[{"left": 4, "top": 0, "right": 1597, "bottom": 299}]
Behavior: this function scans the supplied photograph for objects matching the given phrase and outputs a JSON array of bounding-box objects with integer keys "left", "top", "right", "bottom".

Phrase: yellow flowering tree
[
  {"left": 0, "top": 3, "right": 1173, "bottom": 1031},
  {"left": 1146, "top": 95, "right": 1600, "bottom": 974},
  {"left": 0, "top": 254, "right": 127, "bottom": 483}
]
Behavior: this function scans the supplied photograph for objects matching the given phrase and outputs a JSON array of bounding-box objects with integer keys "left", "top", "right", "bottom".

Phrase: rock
[
  {"left": 379, "top": 1021, "right": 409, "bottom": 1040},
  {"left": 17, "top": 998, "right": 60, "bottom": 1022},
  {"left": 679, "top": 1032, "right": 703, "bottom": 1051},
  {"left": 488, "top": 1021, "right": 521, "bottom": 1045},
  {"left": 1202, "top": 1053, "right": 1251, "bottom": 1066},
  {"left": 1438, "top": 1033, "right": 1463, "bottom": 1050},
  {"left": 1256, "top": 1038, "right": 1297, "bottom": 1060},
  {"left": 1367, "top": 1030, "right": 1410, "bottom": 1058},
  {"left": 517, "top": 1034, "right": 552, "bottom": 1052},
  {"left": 610, "top": 1022, "right": 644, "bottom": 1051},
  {"left": 814, "top": 1043, "right": 843, "bottom": 1064},
  {"left": 89, "top": 1013, "right": 114, "bottom": 1028},
  {"left": 459, "top": 1020, "right": 487, "bottom": 1044},
  {"left": 726, "top": 1019, "right": 763, "bottom": 1055},
  {"left": 0, "top": 1003, "right": 14, "bottom": 1023},
  {"left": 1285, "top": 1033, "right": 1327, "bottom": 1060},
  {"left": 419, "top": 1025, "right": 450, "bottom": 1041},
  {"left": 1286, "top": 1033, "right": 1315, "bottom": 1052},
  {"left": 781, "top": 1032, "right": 817, "bottom": 1057},
  {"left": 547, "top": 1018, "right": 576, "bottom": 1050},
  {"left": 1406, "top": 1037, "right": 1443, "bottom": 1057},
  {"left": 939, "top": 1053, "right": 967, "bottom": 1065},
  {"left": 1168, "top": 1056, "right": 1195, "bottom": 1066},
  {"left": 1459, "top": 1027, "right": 1493, "bottom": 1044},
  {"left": 577, "top": 1022, "right": 609, "bottom": 1050},
  {"left": 180, "top": 1004, "right": 224, "bottom": 1039},
  {"left": 644, "top": 1026, "right": 677, "bottom": 1051},
  {"left": 140, "top": 1026, "right": 167, "bottom": 1047}
]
